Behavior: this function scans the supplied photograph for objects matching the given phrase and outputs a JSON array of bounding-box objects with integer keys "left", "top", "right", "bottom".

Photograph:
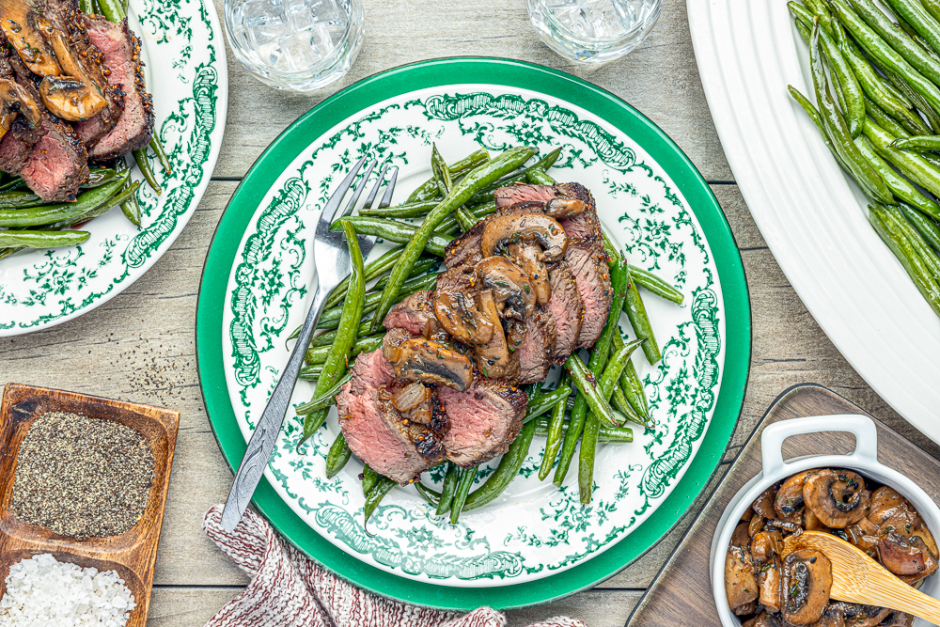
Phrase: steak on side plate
[{"left": 439, "top": 377, "right": 527, "bottom": 467}]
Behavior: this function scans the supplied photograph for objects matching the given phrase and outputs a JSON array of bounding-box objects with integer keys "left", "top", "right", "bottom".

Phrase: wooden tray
[
  {"left": 0, "top": 383, "right": 180, "bottom": 627},
  {"left": 625, "top": 383, "right": 940, "bottom": 627}
]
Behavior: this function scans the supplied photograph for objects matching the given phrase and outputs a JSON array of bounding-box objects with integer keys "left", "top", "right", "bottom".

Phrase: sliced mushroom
[
  {"left": 743, "top": 612, "right": 785, "bottom": 627},
  {"left": 725, "top": 543, "right": 759, "bottom": 611},
  {"left": 846, "top": 517, "right": 880, "bottom": 556},
  {"left": 780, "top": 549, "right": 833, "bottom": 625},
  {"left": 383, "top": 337, "right": 473, "bottom": 391},
  {"left": 473, "top": 289, "right": 510, "bottom": 379},
  {"left": 480, "top": 212, "right": 568, "bottom": 262},
  {"left": 475, "top": 256, "right": 536, "bottom": 320},
  {"left": 753, "top": 485, "right": 780, "bottom": 520},
  {"left": 878, "top": 611, "right": 914, "bottom": 627},
  {"left": 733, "top": 601, "right": 759, "bottom": 617},
  {"left": 751, "top": 530, "right": 784, "bottom": 564},
  {"left": 544, "top": 191, "right": 586, "bottom": 219},
  {"left": 804, "top": 470, "right": 869, "bottom": 529},
  {"left": 507, "top": 241, "right": 551, "bottom": 305},
  {"left": 867, "top": 486, "right": 909, "bottom": 528},
  {"left": 877, "top": 532, "right": 939, "bottom": 578},
  {"left": 748, "top": 514, "right": 764, "bottom": 538},
  {"left": 741, "top": 507, "right": 755, "bottom": 522},
  {"left": 433, "top": 266, "right": 495, "bottom": 345},
  {"left": 36, "top": 18, "right": 107, "bottom": 121},
  {"left": 764, "top": 518, "right": 804, "bottom": 536},
  {"left": 813, "top": 607, "right": 846, "bottom": 627},
  {"left": 775, "top": 470, "right": 818, "bottom": 519},
  {"left": 0, "top": 77, "right": 40, "bottom": 141},
  {"left": 757, "top": 554, "right": 781, "bottom": 613},
  {"left": 731, "top": 521, "right": 751, "bottom": 550},
  {"left": 0, "top": 0, "right": 60, "bottom": 76},
  {"left": 911, "top": 518, "right": 939, "bottom": 560},
  {"left": 805, "top": 508, "right": 833, "bottom": 533},
  {"left": 828, "top": 603, "right": 892, "bottom": 627}
]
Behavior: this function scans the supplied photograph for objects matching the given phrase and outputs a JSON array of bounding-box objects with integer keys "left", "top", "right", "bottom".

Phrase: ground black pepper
[{"left": 10, "top": 411, "right": 155, "bottom": 539}]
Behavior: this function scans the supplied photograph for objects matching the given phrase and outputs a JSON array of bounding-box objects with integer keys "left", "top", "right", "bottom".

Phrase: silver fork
[{"left": 221, "top": 157, "right": 398, "bottom": 530}]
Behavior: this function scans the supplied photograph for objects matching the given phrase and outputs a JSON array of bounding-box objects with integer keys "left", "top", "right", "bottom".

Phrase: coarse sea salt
[{"left": 0, "top": 553, "right": 135, "bottom": 627}]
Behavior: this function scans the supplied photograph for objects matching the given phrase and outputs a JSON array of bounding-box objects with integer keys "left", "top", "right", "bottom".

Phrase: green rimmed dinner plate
[{"left": 196, "top": 57, "right": 750, "bottom": 610}]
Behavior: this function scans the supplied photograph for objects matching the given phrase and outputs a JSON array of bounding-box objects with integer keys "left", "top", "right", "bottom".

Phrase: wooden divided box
[{"left": 0, "top": 383, "right": 180, "bottom": 627}]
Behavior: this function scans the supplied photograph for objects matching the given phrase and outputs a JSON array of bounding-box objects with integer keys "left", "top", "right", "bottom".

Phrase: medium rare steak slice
[
  {"left": 495, "top": 183, "right": 555, "bottom": 209},
  {"left": 383, "top": 290, "right": 446, "bottom": 339},
  {"left": 0, "top": 47, "right": 41, "bottom": 177},
  {"left": 337, "top": 350, "right": 443, "bottom": 485},
  {"left": 439, "top": 377, "right": 527, "bottom": 467},
  {"left": 556, "top": 182, "right": 602, "bottom": 242},
  {"left": 546, "top": 261, "right": 583, "bottom": 363},
  {"left": 82, "top": 15, "right": 154, "bottom": 161},
  {"left": 516, "top": 311, "right": 556, "bottom": 384},
  {"left": 19, "top": 117, "right": 89, "bottom": 201},
  {"left": 566, "top": 240, "right": 612, "bottom": 349}
]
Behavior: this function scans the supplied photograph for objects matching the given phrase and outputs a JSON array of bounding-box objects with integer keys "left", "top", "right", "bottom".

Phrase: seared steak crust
[
  {"left": 556, "top": 182, "right": 603, "bottom": 243},
  {"left": 546, "top": 261, "right": 583, "bottom": 363},
  {"left": 566, "top": 240, "right": 612, "bottom": 349},
  {"left": 439, "top": 377, "right": 527, "bottom": 467},
  {"left": 83, "top": 15, "right": 153, "bottom": 160},
  {"left": 0, "top": 46, "right": 41, "bottom": 176}
]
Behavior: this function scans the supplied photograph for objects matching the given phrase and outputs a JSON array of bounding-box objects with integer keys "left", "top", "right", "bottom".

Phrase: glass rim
[{"left": 529, "top": 0, "right": 665, "bottom": 45}]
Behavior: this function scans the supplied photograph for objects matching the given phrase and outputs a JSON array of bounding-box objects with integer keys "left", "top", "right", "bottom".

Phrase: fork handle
[{"left": 220, "top": 281, "right": 334, "bottom": 530}]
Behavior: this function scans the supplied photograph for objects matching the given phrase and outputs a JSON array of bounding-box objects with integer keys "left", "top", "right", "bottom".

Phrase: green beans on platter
[
  {"left": 330, "top": 216, "right": 453, "bottom": 256},
  {"left": 0, "top": 230, "right": 90, "bottom": 249},
  {"left": 534, "top": 419, "right": 634, "bottom": 443},
  {"left": 869, "top": 203, "right": 940, "bottom": 315},
  {"left": 900, "top": 203, "right": 940, "bottom": 252},
  {"left": 407, "top": 148, "right": 491, "bottom": 203}
]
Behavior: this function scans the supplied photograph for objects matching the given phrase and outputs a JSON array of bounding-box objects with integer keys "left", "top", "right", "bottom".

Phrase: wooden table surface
[{"left": 2, "top": 1, "right": 938, "bottom": 625}]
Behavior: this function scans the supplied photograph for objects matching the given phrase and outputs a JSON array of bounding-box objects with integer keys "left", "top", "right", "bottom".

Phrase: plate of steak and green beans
[
  {"left": 687, "top": 1, "right": 940, "bottom": 437},
  {"left": 0, "top": 0, "right": 226, "bottom": 335},
  {"left": 196, "top": 58, "right": 750, "bottom": 609}
]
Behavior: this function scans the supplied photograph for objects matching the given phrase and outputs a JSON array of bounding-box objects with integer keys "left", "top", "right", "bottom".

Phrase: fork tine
[
  {"left": 379, "top": 167, "right": 398, "bottom": 208},
  {"left": 319, "top": 157, "right": 366, "bottom": 227},
  {"left": 364, "top": 163, "right": 390, "bottom": 209},
  {"left": 337, "top": 160, "right": 376, "bottom": 220}
]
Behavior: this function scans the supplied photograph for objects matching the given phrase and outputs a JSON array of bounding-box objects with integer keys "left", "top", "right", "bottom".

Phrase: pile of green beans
[
  {"left": 300, "top": 145, "right": 687, "bottom": 522},
  {"left": 788, "top": 2, "right": 940, "bottom": 319}
]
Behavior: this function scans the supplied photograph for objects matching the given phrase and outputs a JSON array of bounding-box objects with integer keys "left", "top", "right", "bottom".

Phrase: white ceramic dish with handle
[{"left": 709, "top": 415, "right": 940, "bottom": 627}]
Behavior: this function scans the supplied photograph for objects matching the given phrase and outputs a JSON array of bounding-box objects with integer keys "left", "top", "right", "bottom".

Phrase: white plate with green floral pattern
[
  {"left": 197, "top": 58, "right": 749, "bottom": 610},
  {"left": 0, "top": 0, "right": 227, "bottom": 336}
]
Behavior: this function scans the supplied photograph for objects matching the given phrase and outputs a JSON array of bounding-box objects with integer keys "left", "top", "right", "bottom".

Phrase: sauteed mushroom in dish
[{"left": 726, "top": 468, "right": 938, "bottom": 626}]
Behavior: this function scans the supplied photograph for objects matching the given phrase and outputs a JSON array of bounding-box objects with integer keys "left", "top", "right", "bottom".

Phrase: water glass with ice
[
  {"left": 225, "top": 0, "right": 364, "bottom": 92},
  {"left": 527, "top": 0, "right": 664, "bottom": 65}
]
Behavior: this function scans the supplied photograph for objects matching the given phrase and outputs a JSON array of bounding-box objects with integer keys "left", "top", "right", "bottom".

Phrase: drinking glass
[
  {"left": 225, "top": 0, "right": 364, "bottom": 92},
  {"left": 527, "top": 0, "right": 664, "bottom": 65}
]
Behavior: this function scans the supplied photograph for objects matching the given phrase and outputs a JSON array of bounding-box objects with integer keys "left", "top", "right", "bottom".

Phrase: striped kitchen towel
[{"left": 202, "top": 504, "right": 586, "bottom": 627}]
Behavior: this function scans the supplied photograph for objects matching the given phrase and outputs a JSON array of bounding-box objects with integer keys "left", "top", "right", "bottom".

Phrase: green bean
[
  {"left": 298, "top": 363, "right": 324, "bottom": 380},
  {"left": 407, "top": 148, "right": 490, "bottom": 203},
  {"left": 883, "top": 203, "right": 940, "bottom": 280},
  {"left": 361, "top": 465, "right": 379, "bottom": 496},
  {"left": 438, "top": 200, "right": 497, "bottom": 234},
  {"left": 325, "top": 433, "right": 351, "bottom": 478},
  {"left": 629, "top": 266, "right": 684, "bottom": 304},
  {"left": 294, "top": 372, "right": 353, "bottom": 415},
  {"left": 924, "top": 0, "right": 940, "bottom": 24},
  {"left": 882, "top": 67, "right": 940, "bottom": 132},
  {"left": 455, "top": 206, "right": 477, "bottom": 232},
  {"left": 53, "top": 181, "right": 142, "bottom": 229},
  {"left": 149, "top": 137, "right": 173, "bottom": 174},
  {"left": 855, "top": 134, "right": 940, "bottom": 220},
  {"left": 611, "top": 384, "right": 648, "bottom": 428},
  {"left": 299, "top": 220, "right": 366, "bottom": 448},
  {"left": 121, "top": 189, "right": 142, "bottom": 227},
  {"left": 532, "top": 146, "right": 563, "bottom": 172},
  {"left": 360, "top": 199, "right": 439, "bottom": 218},
  {"left": 794, "top": 12, "right": 864, "bottom": 137},
  {"left": 863, "top": 117, "right": 940, "bottom": 198},
  {"left": 414, "top": 480, "right": 441, "bottom": 507},
  {"left": 364, "top": 477, "right": 397, "bottom": 528},
  {"left": 535, "top": 419, "right": 634, "bottom": 443},
  {"left": 612, "top": 332, "right": 651, "bottom": 420},
  {"left": 98, "top": 0, "right": 126, "bottom": 23},
  {"left": 899, "top": 202, "right": 940, "bottom": 252},
  {"left": 435, "top": 462, "right": 459, "bottom": 516},
  {"left": 829, "top": 0, "right": 940, "bottom": 116},
  {"left": 83, "top": 168, "right": 120, "bottom": 188},
  {"left": 522, "top": 386, "right": 572, "bottom": 424},
  {"left": 526, "top": 167, "right": 554, "bottom": 186},
  {"left": 330, "top": 216, "right": 453, "bottom": 256},
  {"left": 869, "top": 203, "right": 940, "bottom": 314},
  {"left": 316, "top": 272, "right": 439, "bottom": 330},
  {"left": 0, "top": 191, "right": 43, "bottom": 209},
  {"left": 291, "top": 317, "right": 372, "bottom": 345},
  {"left": 884, "top": 0, "right": 940, "bottom": 56},
  {"left": 464, "top": 420, "right": 536, "bottom": 512},
  {"left": 79, "top": 0, "right": 94, "bottom": 13},
  {"left": 0, "top": 174, "right": 128, "bottom": 227},
  {"left": 133, "top": 149, "right": 161, "bottom": 195},
  {"left": 623, "top": 264, "right": 662, "bottom": 364},
  {"left": 449, "top": 466, "right": 477, "bottom": 525},
  {"left": 305, "top": 334, "right": 383, "bottom": 365},
  {"left": 0, "top": 178, "right": 26, "bottom": 192},
  {"left": 324, "top": 246, "right": 404, "bottom": 310},
  {"left": 538, "top": 375, "right": 570, "bottom": 481},
  {"left": 371, "top": 146, "right": 537, "bottom": 333},
  {"left": 0, "top": 230, "right": 90, "bottom": 249},
  {"left": 809, "top": 23, "right": 895, "bottom": 204},
  {"left": 891, "top": 135, "right": 940, "bottom": 151}
]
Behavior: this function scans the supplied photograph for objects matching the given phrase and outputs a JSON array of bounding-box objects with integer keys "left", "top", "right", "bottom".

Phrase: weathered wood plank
[{"left": 208, "top": 0, "right": 734, "bottom": 183}]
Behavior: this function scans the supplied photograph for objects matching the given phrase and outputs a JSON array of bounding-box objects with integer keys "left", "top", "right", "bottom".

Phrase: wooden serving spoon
[{"left": 784, "top": 530, "right": 940, "bottom": 624}]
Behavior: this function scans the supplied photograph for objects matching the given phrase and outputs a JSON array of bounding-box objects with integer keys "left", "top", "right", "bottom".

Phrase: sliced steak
[
  {"left": 0, "top": 46, "right": 41, "bottom": 176},
  {"left": 495, "top": 183, "right": 555, "bottom": 209},
  {"left": 337, "top": 350, "right": 443, "bottom": 485},
  {"left": 82, "top": 15, "right": 154, "bottom": 161},
  {"left": 516, "top": 311, "right": 556, "bottom": 384},
  {"left": 382, "top": 290, "right": 446, "bottom": 339},
  {"left": 566, "top": 240, "right": 612, "bottom": 349},
  {"left": 556, "top": 182, "right": 603, "bottom": 242},
  {"left": 546, "top": 261, "right": 582, "bottom": 363},
  {"left": 439, "top": 377, "right": 527, "bottom": 467}
]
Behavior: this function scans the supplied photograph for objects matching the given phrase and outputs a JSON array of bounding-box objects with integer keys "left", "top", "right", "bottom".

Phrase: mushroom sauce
[{"left": 725, "top": 468, "right": 938, "bottom": 627}]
